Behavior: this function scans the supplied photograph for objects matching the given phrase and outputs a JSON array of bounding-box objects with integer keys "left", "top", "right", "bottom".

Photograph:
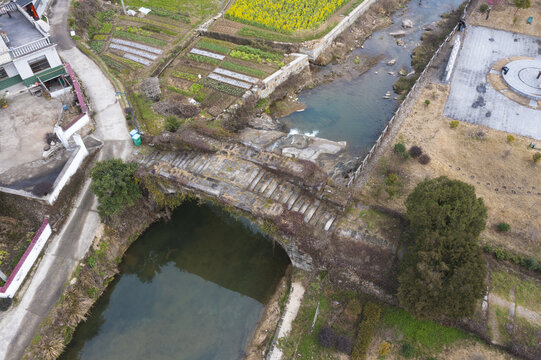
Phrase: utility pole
[{"left": 120, "top": 0, "right": 126, "bottom": 15}]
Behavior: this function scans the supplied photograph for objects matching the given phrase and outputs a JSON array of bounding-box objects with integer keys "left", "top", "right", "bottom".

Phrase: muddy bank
[
  {"left": 244, "top": 266, "right": 292, "bottom": 360},
  {"left": 23, "top": 199, "right": 162, "bottom": 360}
]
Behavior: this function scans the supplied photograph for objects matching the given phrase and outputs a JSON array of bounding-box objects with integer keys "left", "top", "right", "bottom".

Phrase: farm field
[
  {"left": 218, "top": 0, "right": 363, "bottom": 42},
  {"left": 164, "top": 37, "right": 285, "bottom": 116},
  {"left": 89, "top": 12, "right": 192, "bottom": 75},
  {"left": 126, "top": 36, "right": 288, "bottom": 133},
  {"left": 124, "top": 0, "right": 219, "bottom": 17}
]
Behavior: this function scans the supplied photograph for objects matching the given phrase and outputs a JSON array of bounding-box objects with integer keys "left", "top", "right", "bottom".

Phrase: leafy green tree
[
  {"left": 90, "top": 159, "right": 141, "bottom": 218},
  {"left": 398, "top": 231, "right": 487, "bottom": 319},
  {"left": 405, "top": 176, "right": 487, "bottom": 238},
  {"left": 398, "top": 177, "right": 487, "bottom": 319}
]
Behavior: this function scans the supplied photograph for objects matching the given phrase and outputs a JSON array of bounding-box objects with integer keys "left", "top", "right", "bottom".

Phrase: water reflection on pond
[{"left": 61, "top": 202, "right": 290, "bottom": 360}]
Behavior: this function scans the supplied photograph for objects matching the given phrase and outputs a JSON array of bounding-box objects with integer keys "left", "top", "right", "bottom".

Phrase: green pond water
[{"left": 60, "top": 202, "right": 290, "bottom": 360}]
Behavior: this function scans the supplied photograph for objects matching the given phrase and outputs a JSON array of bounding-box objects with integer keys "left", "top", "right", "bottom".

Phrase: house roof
[
  {"left": 0, "top": 6, "right": 43, "bottom": 48},
  {"left": 15, "top": 0, "right": 33, "bottom": 7}
]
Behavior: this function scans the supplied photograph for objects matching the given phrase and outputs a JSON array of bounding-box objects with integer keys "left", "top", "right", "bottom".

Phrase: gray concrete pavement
[
  {"left": 0, "top": 1, "right": 132, "bottom": 358},
  {"left": 443, "top": 26, "right": 541, "bottom": 140}
]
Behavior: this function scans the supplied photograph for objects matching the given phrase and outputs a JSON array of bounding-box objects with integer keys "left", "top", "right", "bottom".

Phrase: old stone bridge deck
[{"left": 138, "top": 140, "right": 399, "bottom": 264}]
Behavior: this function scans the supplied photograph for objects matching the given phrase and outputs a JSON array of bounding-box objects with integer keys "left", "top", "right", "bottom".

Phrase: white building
[
  {"left": 0, "top": 0, "right": 65, "bottom": 94},
  {"left": 16, "top": 0, "right": 52, "bottom": 20}
]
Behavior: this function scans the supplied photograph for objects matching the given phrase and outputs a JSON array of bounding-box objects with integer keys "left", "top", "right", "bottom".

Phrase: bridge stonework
[{"left": 138, "top": 136, "right": 399, "bottom": 299}]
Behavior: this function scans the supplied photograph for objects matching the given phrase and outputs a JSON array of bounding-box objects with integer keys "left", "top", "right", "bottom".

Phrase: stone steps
[{"left": 141, "top": 151, "right": 340, "bottom": 232}]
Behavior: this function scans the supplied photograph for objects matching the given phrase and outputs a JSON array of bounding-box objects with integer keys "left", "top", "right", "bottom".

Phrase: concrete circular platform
[{"left": 502, "top": 59, "right": 541, "bottom": 100}]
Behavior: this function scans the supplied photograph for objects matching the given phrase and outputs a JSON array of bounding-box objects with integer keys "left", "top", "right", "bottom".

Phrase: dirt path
[
  {"left": 489, "top": 293, "right": 541, "bottom": 326},
  {"left": 267, "top": 282, "right": 305, "bottom": 360}
]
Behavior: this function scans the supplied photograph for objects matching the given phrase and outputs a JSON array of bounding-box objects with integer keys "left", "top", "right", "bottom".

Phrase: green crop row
[
  {"left": 106, "top": 52, "right": 144, "bottom": 69},
  {"left": 99, "top": 55, "right": 127, "bottom": 73},
  {"left": 199, "top": 77, "right": 245, "bottom": 97},
  {"left": 119, "top": 15, "right": 180, "bottom": 32},
  {"left": 185, "top": 53, "right": 220, "bottom": 65},
  {"left": 141, "top": 24, "right": 177, "bottom": 36},
  {"left": 114, "top": 30, "right": 167, "bottom": 47},
  {"left": 93, "top": 34, "right": 108, "bottom": 41},
  {"left": 196, "top": 40, "right": 230, "bottom": 55},
  {"left": 230, "top": 49, "right": 284, "bottom": 67},
  {"left": 236, "top": 45, "right": 283, "bottom": 61},
  {"left": 98, "top": 23, "right": 113, "bottom": 34},
  {"left": 172, "top": 71, "right": 199, "bottom": 81},
  {"left": 221, "top": 61, "right": 266, "bottom": 78},
  {"left": 91, "top": 41, "right": 105, "bottom": 53}
]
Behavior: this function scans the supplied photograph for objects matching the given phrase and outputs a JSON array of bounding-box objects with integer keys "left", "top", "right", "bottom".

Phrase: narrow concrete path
[
  {"left": 267, "top": 282, "right": 305, "bottom": 360},
  {"left": 0, "top": 2, "right": 131, "bottom": 359}
]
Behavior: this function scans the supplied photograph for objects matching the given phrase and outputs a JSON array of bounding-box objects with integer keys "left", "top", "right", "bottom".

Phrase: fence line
[{"left": 346, "top": 0, "right": 473, "bottom": 187}]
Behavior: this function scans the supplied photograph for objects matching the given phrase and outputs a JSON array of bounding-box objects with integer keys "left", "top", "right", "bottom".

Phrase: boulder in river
[
  {"left": 402, "top": 19, "right": 414, "bottom": 28},
  {"left": 387, "top": 58, "right": 397, "bottom": 66},
  {"left": 389, "top": 30, "right": 406, "bottom": 37}
]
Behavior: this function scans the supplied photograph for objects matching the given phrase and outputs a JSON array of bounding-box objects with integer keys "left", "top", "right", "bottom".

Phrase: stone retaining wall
[
  {"left": 256, "top": 54, "right": 310, "bottom": 99},
  {"left": 299, "top": 0, "right": 378, "bottom": 61},
  {"left": 348, "top": 0, "right": 473, "bottom": 188},
  {"left": 0, "top": 219, "right": 52, "bottom": 299}
]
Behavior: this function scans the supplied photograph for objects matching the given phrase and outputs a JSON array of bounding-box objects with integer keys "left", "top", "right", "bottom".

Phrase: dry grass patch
[
  {"left": 358, "top": 83, "right": 541, "bottom": 259},
  {"left": 469, "top": 0, "right": 541, "bottom": 37}
]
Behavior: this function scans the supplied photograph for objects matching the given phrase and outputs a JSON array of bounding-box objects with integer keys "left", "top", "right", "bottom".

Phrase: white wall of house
[
  {"left": 2, "top": 63, "right": 18, "bottom": 77},
  {"left": 12, "top": 46, "right": 62, "bottom": 80}
]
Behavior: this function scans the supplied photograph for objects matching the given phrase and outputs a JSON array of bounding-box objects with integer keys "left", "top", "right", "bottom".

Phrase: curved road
[{"left": 0, "top": 1, "right": 132, "bottom": 358}]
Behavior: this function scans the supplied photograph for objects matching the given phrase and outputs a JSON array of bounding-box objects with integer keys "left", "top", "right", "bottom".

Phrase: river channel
[
  {"left": 60, "top": 202, "right": 290, "bottom": 360},
  {"left": 62, "top": 1, "right": 465, "bottom": 359},
  {"left": 281, "top": 0, "right": 465, "bottom": 153}
]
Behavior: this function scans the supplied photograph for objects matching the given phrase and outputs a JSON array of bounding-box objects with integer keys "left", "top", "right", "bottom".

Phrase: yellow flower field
[{"left": 225, "top": 0, "right": 349, "bottom": 33}]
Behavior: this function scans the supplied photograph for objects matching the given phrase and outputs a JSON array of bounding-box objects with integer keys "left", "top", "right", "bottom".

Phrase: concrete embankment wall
[
  {"left": 199, "top": 0, "right": 379, "bottom": 62},
  {"left": 257, "top": 54, "right": 310, "bottom": 99},
  {"left": 299, "top": 0, "right": 378, "bottom": 61},
  {"left": 348, "top": 0, "right": 474, "bottom": 187}
]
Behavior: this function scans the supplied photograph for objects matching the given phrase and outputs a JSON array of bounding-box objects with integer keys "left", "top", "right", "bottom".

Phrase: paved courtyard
[
  {"left": 0, "top": 93, "right": 61, "bottom": 175},
  {"left": 444, "top": 26, "right": 541, "bottom": 140}
]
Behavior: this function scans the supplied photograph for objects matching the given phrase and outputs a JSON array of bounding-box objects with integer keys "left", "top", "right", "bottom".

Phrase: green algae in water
[{"left": 61, "top": 202, "right": 290, "bottom": 360}]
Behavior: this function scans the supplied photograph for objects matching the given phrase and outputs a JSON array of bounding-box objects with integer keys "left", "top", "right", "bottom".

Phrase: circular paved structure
[{"left": 502, "top": 58, "right": 541, "bottom": 100}]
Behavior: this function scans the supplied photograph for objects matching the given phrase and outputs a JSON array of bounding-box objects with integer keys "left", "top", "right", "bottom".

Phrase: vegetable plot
[{"left": 226, "top": 0, "right": 349, "bottom": 33}]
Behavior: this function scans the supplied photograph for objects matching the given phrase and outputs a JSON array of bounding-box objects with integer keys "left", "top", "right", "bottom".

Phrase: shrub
[
  {"left": 533, "top": 153, "right": 541, "bottom": 163},
  {"left": 409, "top": 145, "right": 423, "bottom": 158},
  {"left": 402, "top": 151, "right": 410, "bottom": 160},
  {"left": 424, "top": 99, "right": 430, "bottom": 106},
  {"left": 90, "top": 160, "right": 142, "bottom": 218},
  {"left": 32, "top": 181, "right": 53, "bottom": 197},
  {"left": 385, "top": 173, "right": 398, "bottom": 186},
  {"left": 344, "top": 299, "right": 363, "bottom": 321},
  {"left": 0, "top": 297, "right": 12, "bottom": 312},
  {"left": 479, "top": 3, "right": 489, "bottom": 12},
  {"left": 449, "top": 120, "right": 459, "bottom": 128},
  {"left": 318, "top": 326, "right": 337, "bottom": 348},
  {"left": 179, "top": 104, "right": 200, "bottom": 118},
  {"left": 418, "top": 154, "right": 431, "bottom": 165},
  {"left": 351, "top": 302, "right": 381, "bottom": 360},
  {"left": 401, "top": 342, "right": 416, "bottom": 357},
  {"left": 336, "top": 334, "right": 354, "bottom": 354},
  {"left": 497, "top": 222, "right": 511, "bottom": 232},
  {"left": 165, "top": 116, "right": 182, "bottom": 132},
  {"left": 394, "top": 143, "right": 406, "bottom": 154},
  {"left": 506, "top": 134, "right": 515, "bottom": 143},
  {"left": 379, "top": 342, "right": 391, "bottom": 357}
]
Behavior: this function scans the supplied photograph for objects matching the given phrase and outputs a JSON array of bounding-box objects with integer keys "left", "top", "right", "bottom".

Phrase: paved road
[{"left": 0, "top": 1, "right": 132, "bottom": 359}]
